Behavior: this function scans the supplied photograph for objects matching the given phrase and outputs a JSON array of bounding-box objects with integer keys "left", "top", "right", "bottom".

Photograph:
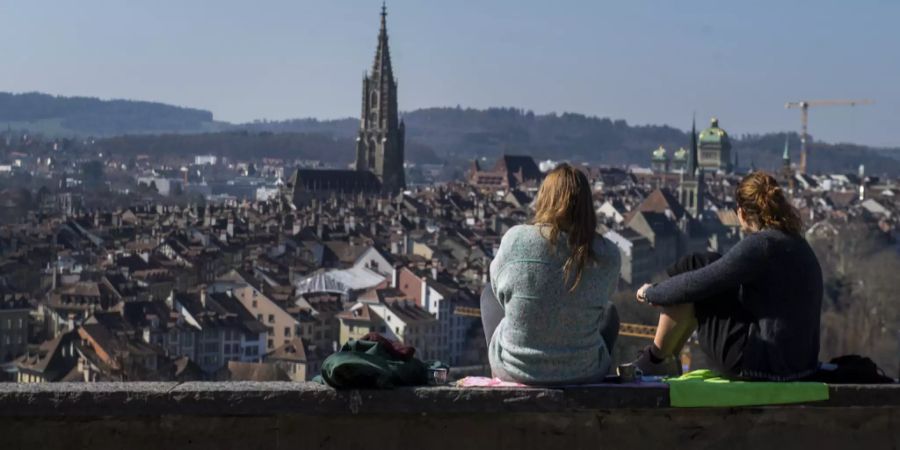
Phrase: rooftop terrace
[{"left": 1, "top": 382, "right": 898, "bottom": 449}]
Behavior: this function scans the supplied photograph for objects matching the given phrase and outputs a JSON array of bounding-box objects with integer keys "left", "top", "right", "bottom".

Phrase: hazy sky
[{"left": 1, "top": 0, "right": 898, "bottom": 147}]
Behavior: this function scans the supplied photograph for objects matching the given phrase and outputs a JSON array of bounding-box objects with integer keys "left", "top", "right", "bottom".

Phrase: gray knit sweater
[
  {"left": 645, "top": 229, "right": 823, "bottom": 380},
  {"left": 488, "top": 224, "right": 621, "bottom": 384}
]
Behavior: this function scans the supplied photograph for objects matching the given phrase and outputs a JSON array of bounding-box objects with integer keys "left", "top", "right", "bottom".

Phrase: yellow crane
[
  {"left": 785, "top": 99, "right": 874, "bottom": 174},
  {"left": 454, "top": 306, "right": 658, "bottom": 339}
]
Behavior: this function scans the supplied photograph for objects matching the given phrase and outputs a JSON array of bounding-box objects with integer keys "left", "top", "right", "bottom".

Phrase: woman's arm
[
  {"left": 489, "top": 225, "right": 522, "bottom": 306},
  {"left": 644, "top": 233, "right": 769, "bottom": 306},
  {"left": 604, "top": 238, "right": 622, "bottom": 299}
]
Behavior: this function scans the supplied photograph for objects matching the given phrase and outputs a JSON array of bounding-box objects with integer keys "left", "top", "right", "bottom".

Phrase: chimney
[
  {"left": 431, "top": 266, "right": 438, "bottom": 280},
  {"left": 200, "top": 288, "right": 208, "bottom": 308},
  {"left": 391, "top": 266, "right": 400, "bottom": 289},
  {"left": 227, "top": 218, "right": 234, "bottom": 238}
]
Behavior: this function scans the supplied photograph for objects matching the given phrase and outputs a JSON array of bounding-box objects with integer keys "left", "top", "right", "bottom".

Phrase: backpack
[
  {"left": 318, "top": 338, "right": 445, "bottom": 389},
  {"left": 813, "top": 355, "right": 896, "bottom": 384}
]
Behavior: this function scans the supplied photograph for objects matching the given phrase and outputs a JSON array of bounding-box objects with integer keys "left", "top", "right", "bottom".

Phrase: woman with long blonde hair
[
  {"left": 482, "top": 164, "right": 621, "bottom": 384},
  {"left": 632, "top": 172, "right": 823, "bottom": 380}
]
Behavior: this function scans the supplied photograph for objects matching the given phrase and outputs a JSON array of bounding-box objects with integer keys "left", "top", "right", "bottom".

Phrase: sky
[{"left": 0, "top": 0, "right": 898, "bottom": 147}]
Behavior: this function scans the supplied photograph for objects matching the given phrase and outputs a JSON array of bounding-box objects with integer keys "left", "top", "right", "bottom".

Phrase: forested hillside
[{"left": 4, "top": 93, "right": 898, "bottom": 174}]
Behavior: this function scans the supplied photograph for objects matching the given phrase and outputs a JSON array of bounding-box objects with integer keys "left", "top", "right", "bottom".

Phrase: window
[
  {"left": 267, "top": 339, "right": 274, "bottom": 349},
  {"left": 348, "top": 325, "right": 355, "bottom": 332},
  {"left": 17, "top": 318, "right": 23, "bottom": 329},
  {"left": 268, "top": 314, "right": 275, "bottom": 324},
  {"left": 257, "top": 314, "right": 263, "bottom": 322},
  {"left": 252, "top": 300, "right": 257, "bottom": 308},
  {"left": 284, "top": 327, "right": 291, "bottom": 337}
]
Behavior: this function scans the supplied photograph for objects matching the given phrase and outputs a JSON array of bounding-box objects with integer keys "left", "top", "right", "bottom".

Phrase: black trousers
[
  {"left": 480, "top": 283, "right": 620, "bottom": 356},
  {"left": 667, "top": 252, "right": 752, "bottom": 378}
]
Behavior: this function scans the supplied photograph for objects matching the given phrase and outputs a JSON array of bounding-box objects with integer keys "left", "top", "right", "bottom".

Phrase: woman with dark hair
[
  {"left": 481, "top": 164, "right": 621, "bottom": 384},
  {"left": 631, "top": 171, "right": 823, "bottom": 380}
]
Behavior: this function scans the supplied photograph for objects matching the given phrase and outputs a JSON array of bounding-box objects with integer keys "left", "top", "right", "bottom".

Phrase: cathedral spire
[
  {"left": 689, "top": 114, "right": 698, "bottom": 175},
  {"left": 783, "top": 136, "right": 791, "bottom": 162},
  {"left": 372, "top": 2, "right": 393, "bottom": 85},
  {"left": 356, "top": 3, "right": 405, "bottom": 192}
]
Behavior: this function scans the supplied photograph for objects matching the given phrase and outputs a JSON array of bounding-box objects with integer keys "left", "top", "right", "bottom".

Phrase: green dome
[
  {"left": 652, "top": 145, "right": 668, "bottom": 160},
  {"left": 673, "top": 147, "right": 688, "bottom": 160},
  {"left": 699, "top": 118, "right": 730, "bottom": 145}
]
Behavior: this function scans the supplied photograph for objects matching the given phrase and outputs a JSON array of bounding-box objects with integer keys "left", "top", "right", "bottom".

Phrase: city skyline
[{"left": 0, "top": 1, "right": 898, "bottom": 147}]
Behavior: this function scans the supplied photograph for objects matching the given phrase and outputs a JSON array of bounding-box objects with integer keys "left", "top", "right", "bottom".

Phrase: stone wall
[{"left": 1, "top": 382, "right": 898, "bottom": 450}]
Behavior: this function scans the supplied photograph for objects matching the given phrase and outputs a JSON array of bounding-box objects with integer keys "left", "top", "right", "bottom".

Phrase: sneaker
[{"left": 628, "top": 345, "right": 682, "bottom": 377}]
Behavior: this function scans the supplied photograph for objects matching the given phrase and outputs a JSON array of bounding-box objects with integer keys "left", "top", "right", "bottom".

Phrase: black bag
[{"left": 813, "top": 355, "right": 895, "bottom": 384}]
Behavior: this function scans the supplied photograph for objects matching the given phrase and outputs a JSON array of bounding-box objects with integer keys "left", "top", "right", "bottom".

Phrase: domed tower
[
  {"left": 651, "top": 145, "right": 669, "bottom": 173},
  {"left": 671, "top": 147, "right": 688, "bottom": 173},
  {"left": 698, "top": 118, "right": 732, "bottom": 173}
]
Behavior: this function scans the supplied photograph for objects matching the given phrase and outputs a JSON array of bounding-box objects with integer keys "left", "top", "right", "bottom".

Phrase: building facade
[{"left": 0, "top": 298, "right": 29, "bottom": 363}]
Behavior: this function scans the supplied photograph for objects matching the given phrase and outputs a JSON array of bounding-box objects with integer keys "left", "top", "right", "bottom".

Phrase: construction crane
[
  {"left": 785, "top": 99, "right": 874, "bottom": 174},
  {"left": 454, "top": 306, "right": 659, "bottom": 339}
]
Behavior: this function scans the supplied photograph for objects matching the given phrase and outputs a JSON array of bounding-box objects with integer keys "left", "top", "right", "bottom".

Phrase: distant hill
[
  {"left": 239, "top": 107, "right": 900, "bottom": 176},
  {"left": 0, "top": 92, "right": 224, "bottom": 136},
  {"left": 93, "top": 131, "right": 359, "bottom": 165},
  {"left": 3, "top": 93, "right": 898, "bottom": 175}
]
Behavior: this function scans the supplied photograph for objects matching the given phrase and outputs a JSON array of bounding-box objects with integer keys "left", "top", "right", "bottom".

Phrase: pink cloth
[{"left": 455, "top": 376, "right": 527, "bottom": 388}]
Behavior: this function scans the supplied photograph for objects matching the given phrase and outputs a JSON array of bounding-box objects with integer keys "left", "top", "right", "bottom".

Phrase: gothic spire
[
  {"left": 372, "top": 2, "right": 393, "bottom": 84},
  {"left": 689, "top": 114, "right": 698, "bottom": 175},
  {"left": 783, "top": 136, "right": 791, "bottom": 162}
]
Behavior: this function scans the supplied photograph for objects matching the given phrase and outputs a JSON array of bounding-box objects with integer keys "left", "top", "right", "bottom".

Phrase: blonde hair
[
  {"left": 531, "top": 164, "right": 598, "bottom": 292},
  {"left": 736, "top": 171, "right": 802, "bottom": 235}
]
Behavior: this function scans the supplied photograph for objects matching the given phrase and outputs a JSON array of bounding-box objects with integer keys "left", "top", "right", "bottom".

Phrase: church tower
[
  {"left": 781, "top": 136, "right": 795, "bottom": 193},
  {"left": 679, "top": 117, "right": 705, "bottom": 219},
  {"left": 356, "top": 3, "right": 406, "bottom": 192}
]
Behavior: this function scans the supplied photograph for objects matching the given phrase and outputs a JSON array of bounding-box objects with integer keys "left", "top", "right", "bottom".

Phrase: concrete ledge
[
  {"left": 1, "top": 383, "right": 898, "bottom": 449},
  {"left": 1, "top": 382, "right": 898, "bottom": 416}
]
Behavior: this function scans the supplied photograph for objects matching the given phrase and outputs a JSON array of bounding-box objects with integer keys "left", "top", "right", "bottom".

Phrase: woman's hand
[{"left": 636, "top": 283, "right": 653, "bottom": 303}]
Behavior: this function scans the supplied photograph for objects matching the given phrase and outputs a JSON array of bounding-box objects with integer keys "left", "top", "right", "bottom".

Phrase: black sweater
[{"left": 645, "top": 229, "right": 823, "bottom": 380}]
